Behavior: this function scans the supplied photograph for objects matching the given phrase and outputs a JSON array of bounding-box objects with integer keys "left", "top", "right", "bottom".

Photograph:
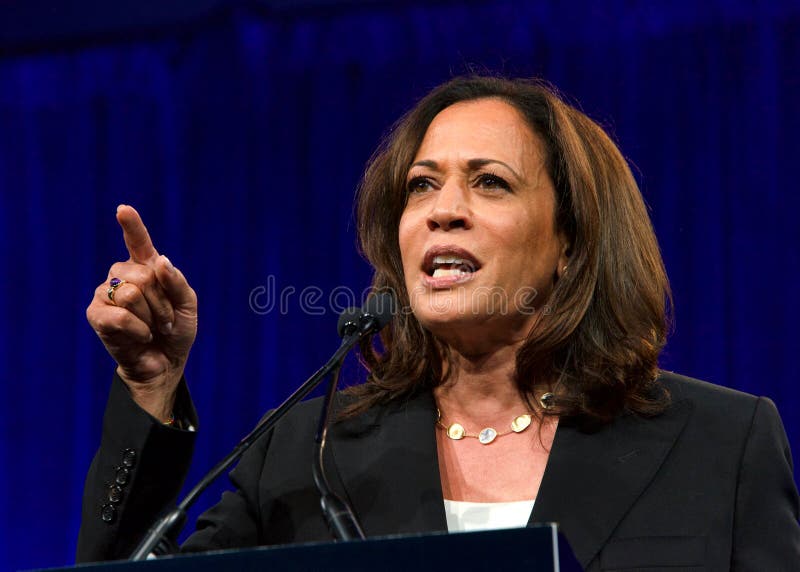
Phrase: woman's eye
[
  {"left": 406, "top": 176, "right": 433, "bottom": 194},
  {"left": 476, "top": 173, "right": 510, "bottom": 191}
]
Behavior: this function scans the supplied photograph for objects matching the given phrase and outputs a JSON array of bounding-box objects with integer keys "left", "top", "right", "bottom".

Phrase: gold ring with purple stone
[{"left": 107, "top": 278, "right": 126, "bottom": 303}]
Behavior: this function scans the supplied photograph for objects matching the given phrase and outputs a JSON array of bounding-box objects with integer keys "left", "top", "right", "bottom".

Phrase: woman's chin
[
  {"left": 415, "top": 309, "right": 503, "bottom": 339},
  {"left": 416, "top": 310, "right": 485, "bottom": 331},
  {"left": 414, "top": 305, "right": 538, "bottom": 350}
]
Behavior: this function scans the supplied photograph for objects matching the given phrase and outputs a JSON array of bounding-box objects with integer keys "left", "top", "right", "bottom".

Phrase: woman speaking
[{"left": 78, "top": 75, "right": 800, "bottom": 569}]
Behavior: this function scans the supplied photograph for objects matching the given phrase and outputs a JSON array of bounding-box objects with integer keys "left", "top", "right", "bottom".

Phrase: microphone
[
  {"left": 337, "top": 306, "right": 362, "bottom": 338},
  {"left": 315, "top": 293, "right": 395, "bottom": 541},
  {"left": 337, "top": 292, "right": 395, "bottom": 338},
  {"left": 129, "top": 293, "right": 395, "bottom": 560}
]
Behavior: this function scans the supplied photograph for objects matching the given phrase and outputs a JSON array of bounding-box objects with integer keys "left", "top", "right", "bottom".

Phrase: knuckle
[
  {"left": 108, "top": 261, "right": 155, "bottom": 288},
  {"left": 108, "top": 261, "right": 128, "bottom": 277},
  {"left": 118, "top": 311, "right": 136, "bottom": 330},
  {"left": 105, "top": 311, "right": 137, "bottom": 335},
  {"left": 87, "top": 305, "right": 113, "bottom": 331},
  {"left": 93, "top": 309, "right": 130, "bottom": 335},
  {"left": 133, "top": 265, "right": 156, "bottom": 285},
  {"left": 113, "top": 284, "right": 139, "bottom": 308},
  {"left": 91, "top": 314, "right": 112, "bottom": 334}
]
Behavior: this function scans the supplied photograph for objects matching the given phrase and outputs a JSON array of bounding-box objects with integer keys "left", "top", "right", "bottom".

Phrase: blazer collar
[{"left": 531, "top": 399, "right": 693, "bottom": 568}]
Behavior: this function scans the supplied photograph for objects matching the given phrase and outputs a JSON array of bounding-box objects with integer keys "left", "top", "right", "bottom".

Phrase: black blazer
[{"left": 78, "top": 371, "right": 800, "bottom": 570}]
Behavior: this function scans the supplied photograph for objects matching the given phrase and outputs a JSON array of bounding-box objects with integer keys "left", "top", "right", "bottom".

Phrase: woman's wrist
[{"left": 116, "top": 367, "right": 181, "bottom": 423}]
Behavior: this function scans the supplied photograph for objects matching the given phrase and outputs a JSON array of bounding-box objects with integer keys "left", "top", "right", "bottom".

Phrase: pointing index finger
[{"left": 116, "top": 204, "right": 160, "bottom": 264}]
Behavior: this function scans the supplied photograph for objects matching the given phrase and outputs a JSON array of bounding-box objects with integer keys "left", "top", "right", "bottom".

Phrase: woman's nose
[{"left": 426, "top": 182, "right": 472, "bottom": 231}]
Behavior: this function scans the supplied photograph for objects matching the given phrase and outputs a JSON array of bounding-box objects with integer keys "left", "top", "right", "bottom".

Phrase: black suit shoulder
[
  {"left": 659, "top": 369, "right": 759, "bottom": 407},
  {"left": 656, "top": 370, "right": 793, "bottom": 458},
  {"left": 642, "top": 370, "right": 799, "bottom": 570}
]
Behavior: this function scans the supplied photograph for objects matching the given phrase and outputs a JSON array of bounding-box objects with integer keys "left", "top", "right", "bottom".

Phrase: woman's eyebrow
[
  {"left": 409, "top": 159, "right": 438, "bottom": 170},
  {"left": 467, "top": 158, "right": 521, "bottom": 180},
  {"left": 408, "top": 158, "right": 521, "bottom": 180}
]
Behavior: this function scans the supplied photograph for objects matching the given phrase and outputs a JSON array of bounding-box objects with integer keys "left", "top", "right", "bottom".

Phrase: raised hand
[{"left": 86, "top": 205, "right": 198, "bottom": 421}]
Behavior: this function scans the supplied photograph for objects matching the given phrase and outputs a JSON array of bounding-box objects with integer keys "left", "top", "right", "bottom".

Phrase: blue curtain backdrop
[{"left": 1, "top": 1, "right": 799, "bottom": 569}]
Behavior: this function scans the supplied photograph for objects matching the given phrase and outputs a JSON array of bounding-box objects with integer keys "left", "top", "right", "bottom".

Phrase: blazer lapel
[
  {"left": 328, "top": 390, "right": 447, "bottom": 537},
  {"left": 531, "top": 399, "right": 693, "bottom": 568}
]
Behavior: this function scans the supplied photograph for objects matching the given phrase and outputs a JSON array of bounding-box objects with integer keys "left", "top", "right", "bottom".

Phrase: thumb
[{"left": 154, "top": 255, "right": 197, "bottom": 312}]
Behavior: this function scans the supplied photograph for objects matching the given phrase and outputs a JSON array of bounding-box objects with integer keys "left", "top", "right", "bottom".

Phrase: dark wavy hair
[{"left": 347, "top": 75, "right": 671, "bottom": 426}]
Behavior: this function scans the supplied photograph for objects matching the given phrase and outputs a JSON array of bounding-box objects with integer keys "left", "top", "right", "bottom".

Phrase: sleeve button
[
  {"left": 101, "top": 504, "right": 116, "bottom": 523},
  {"left": 108, "top": 485, "right": 124, "bottom": 504},
  {"left": 115, "top": 466, "right": 130, "bottom": 486},
  {"left": 122, "top": 448, "right": 136, "bottom": 468}
]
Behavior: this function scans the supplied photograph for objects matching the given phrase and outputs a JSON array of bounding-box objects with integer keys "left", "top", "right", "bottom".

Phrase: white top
[{"left": 443, "top": 499, "right": 536, "bottom": 533}]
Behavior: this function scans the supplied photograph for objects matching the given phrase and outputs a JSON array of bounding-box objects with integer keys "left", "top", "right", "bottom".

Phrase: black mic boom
[{"left": 315, "top": 293, "right": 396, "bottom": 541}]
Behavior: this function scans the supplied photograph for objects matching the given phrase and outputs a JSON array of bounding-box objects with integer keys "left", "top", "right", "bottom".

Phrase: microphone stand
[
  {"left": 129, "top": 335, "right": 362, "bottom": 561},
  {"left": 312, "top": 352, "right": 366, "bottom": 541}
]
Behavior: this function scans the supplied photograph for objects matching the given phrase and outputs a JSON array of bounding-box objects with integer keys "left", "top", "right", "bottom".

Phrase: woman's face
[{"left": 398, "top": 98, "right": 568, "bottom": 353}]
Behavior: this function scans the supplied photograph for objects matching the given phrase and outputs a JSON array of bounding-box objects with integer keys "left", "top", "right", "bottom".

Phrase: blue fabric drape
[{"left": 1, "top": 2, "right": 798, "bottom": 569}]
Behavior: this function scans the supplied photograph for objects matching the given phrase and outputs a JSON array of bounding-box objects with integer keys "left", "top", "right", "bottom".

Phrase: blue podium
[{"left": 39, "top": 525, "right": 582, "bottom": 571}]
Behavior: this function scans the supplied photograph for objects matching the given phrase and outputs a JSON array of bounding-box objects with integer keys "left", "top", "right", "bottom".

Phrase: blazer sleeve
[
  {"left": 732, "top": 396, "right": 800, "bottom": 569},
  {"left": 76, "top": 373, "right": 198, "bottom": 562}
]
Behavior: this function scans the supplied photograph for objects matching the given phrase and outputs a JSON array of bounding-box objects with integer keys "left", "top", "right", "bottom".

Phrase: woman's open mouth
[{"left": 421, "top": 247, "right": 481, "bottom": 288}]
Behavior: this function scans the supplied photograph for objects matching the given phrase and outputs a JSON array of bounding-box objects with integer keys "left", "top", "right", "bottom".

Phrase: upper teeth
[
  {"left": 430, "top": 255, "right": 476, "bottom": 278},
  {"left": 433, "top": 255, "right": 467, "bottom": 265}
]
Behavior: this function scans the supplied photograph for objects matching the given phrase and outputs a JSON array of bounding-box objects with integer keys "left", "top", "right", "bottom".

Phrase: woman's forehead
[{"left": 412, "top": 99, "right": 545, "bottom": 174}]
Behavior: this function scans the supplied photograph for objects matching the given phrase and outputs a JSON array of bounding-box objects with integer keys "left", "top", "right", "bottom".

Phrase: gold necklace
[
  {"left": 436, "top": 410, "right": 532, "bottom": 444},
  {"left": 435, "top": 393, "right": 554, "bottom": 445}
]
